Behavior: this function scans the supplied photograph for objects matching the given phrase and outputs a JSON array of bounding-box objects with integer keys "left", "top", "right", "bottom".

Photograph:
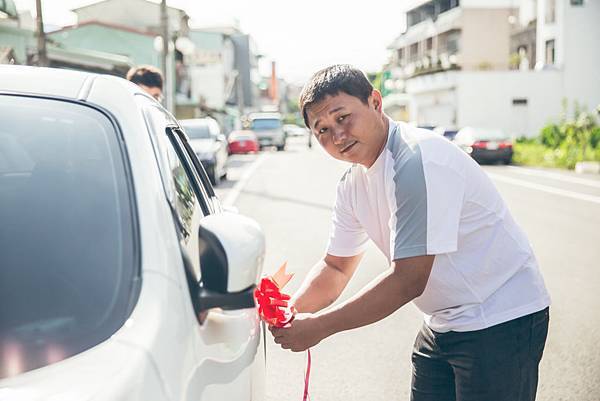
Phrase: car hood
[
  {"left": 0, "top": 338, "right": 167, "bottom": 401},
  {"left": 190, "top": 139, "right": 217, "bottom": 154}
]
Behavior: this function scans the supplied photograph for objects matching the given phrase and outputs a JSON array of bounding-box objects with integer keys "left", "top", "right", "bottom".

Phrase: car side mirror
[{"left": 196, "top": 212, "right": 265, "bottom": 312}]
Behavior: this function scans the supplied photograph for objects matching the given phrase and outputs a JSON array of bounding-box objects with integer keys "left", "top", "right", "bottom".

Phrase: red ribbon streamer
[
  {"left": 254, "top": 266, "right": 311, "bottom": 401},
  {"left": 303, "top": 349, "right": 311, "bottom": 401}
]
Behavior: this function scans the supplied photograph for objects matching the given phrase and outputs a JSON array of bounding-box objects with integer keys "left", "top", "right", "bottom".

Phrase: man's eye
[
  {"left": 319, "top": 127, "right": 328, "bottom": 134},
  {"left": 337, "top": 115, "right": 345, "bottom": 122}
]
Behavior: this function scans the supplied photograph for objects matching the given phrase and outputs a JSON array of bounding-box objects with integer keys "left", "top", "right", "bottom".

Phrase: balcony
[
  {"left": 407, "top": 0, "right": 460, "bottom": 28},
  {"left": 394, "top": 29, "right": 461, "bottom": 79}
]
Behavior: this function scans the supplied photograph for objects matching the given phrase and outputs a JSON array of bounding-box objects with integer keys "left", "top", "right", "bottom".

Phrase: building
[
  {"left": 1, "top": 6, "right": 134, "bottom": 76},
  {"left": 385, "top": 0, "right": 600, "bottom": 137},
  {"left": 534, "top": 0, "right": 600, "bottom": 115},
  {"left": 70, "top": 0, "right": 188, "bottom": 36}
]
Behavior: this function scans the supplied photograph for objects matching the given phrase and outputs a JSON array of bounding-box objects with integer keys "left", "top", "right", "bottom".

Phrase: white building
[
  {"left": 71, "top": 0, "right": 188, "bottom": 35},
  {"left": 534, "top": 0, "right": 600, "bottom": 115},
  {"left": 186, "top": 30, "right": 236, "bottom": 111},
  {"left": 386, "top": 0, "right": 600, "bottom": 137}
]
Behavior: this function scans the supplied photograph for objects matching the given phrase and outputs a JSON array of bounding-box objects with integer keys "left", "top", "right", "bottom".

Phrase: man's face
[
  {"left": 306, "top": 91, "right": 387, "bottom": 167},
  {"left": 139, "top": 84, "right": 163, "bottom": 101}
]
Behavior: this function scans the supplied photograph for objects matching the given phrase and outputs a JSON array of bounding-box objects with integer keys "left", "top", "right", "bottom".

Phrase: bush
[
  {"left": 540, "top": 124, "right": 564, "bottom": 148},
  {"left": 517, "top": 101, "right": 600, "bottom": 169},
  {"left": 590, "top": 126, "right": 600, "bottom": 149}
]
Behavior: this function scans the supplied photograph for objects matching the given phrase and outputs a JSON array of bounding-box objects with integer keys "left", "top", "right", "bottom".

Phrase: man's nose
[{"left": 332, "top": 126, "right": 347, "bottom": 145}]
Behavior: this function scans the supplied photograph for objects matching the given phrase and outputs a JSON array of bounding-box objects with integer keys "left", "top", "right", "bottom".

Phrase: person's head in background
[{"left": 126, "top": 65, "right": 163, "bottom": 101}]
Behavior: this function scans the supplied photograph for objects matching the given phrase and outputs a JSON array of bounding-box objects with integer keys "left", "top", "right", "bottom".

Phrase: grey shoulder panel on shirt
[
  {"left": 339, "top": 165, "right": 356, "bottom": 184},
  {"left": 390, "top": 124, "right": 429, "bottom": 259}
]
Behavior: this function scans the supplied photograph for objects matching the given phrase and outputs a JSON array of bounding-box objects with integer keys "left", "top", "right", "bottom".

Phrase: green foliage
[
  {"left": 514, "top": 100, "right": 600, "bottom": 169},
  {"left": 540, "top": 124, "right": 564, "bottom": 148}
]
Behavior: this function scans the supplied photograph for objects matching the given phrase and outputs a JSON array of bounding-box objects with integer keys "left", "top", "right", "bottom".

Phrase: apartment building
[
  {"left": 385, "top": 0, "right": 600, "bottom": 137},
  {"left": 535, "top": 0, "right": 600, "bottom": 115},
  {"left": 390, "top": 0, "right": 515, "bottom": 78}
]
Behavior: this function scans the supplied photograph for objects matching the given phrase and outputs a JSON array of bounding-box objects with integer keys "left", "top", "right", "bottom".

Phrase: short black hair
[
  {"left": 299, "top": 64, "right": 373, "bottom": 128},
  {"left": 126, "top": 65, "right": 163, "bottom": 89}
]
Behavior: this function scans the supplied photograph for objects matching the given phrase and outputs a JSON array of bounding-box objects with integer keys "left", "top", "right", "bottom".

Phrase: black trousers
[{"left": 411, "top": 307, "right": 549, "bottom": 401}]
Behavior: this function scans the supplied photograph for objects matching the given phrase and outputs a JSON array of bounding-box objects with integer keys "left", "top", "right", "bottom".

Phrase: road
[{"left": 216, "top": 137, "right": 600, "bottom": 401}]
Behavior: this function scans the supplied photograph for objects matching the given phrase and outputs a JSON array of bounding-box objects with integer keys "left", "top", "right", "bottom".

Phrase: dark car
[
  {"left": 180, "top": 118, "right": 228, "bottom": 185},
  {"left": 454, "top": 127, "right": 513, "bottom": 164}
]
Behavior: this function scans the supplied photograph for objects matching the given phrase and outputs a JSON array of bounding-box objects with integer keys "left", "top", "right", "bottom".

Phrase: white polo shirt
[{"left": 327, "top": 120, "right": 550, "bottom": 332}]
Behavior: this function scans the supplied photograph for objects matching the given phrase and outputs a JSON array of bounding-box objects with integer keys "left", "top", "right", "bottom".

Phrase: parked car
[
  {"left": 179, "top": 117, "right": 228, "bottom": 185},
  {"left": 454, "top": 126, "right": 514, "bottom": 164},
  {"left": 228, "top": 130, "right": 259, "bottom": 154},
  {"left": 0, "top": 65, "right": 266, "bottom": 401},
  {"left": 248, "top": 112, "right": 287, "bottom": 151}
]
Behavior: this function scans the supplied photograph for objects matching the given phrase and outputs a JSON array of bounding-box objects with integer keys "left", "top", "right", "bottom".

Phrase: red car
[{"left": 228, "top": 130, "right": 259, "bottom": 154}]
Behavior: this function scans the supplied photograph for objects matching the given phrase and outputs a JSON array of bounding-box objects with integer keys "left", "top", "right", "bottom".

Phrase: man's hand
[{"left": 270, "top": 313, "right": 330, "bottom": 352}]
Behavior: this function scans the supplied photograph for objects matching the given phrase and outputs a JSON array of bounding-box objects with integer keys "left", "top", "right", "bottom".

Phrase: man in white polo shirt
[{"left": 270, "top": 65, "right": 550, "bottom": 401}]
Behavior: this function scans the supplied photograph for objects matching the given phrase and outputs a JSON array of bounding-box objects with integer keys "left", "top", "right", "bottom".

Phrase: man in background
[{"left": 126, "top": 65, "right": 163, "bottom": 101}]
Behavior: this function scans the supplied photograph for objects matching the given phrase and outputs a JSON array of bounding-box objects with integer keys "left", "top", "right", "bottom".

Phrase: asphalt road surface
[{"left": 216, "top": 137, "right": 600, "bottom": 401}]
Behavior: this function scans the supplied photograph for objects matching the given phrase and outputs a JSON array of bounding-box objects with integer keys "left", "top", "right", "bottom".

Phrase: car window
[
  {"left": 251, "top": 118, "right": 282, "bottom": 130},
  {"left": 140, "top": 102, "right": 216, "bottom": 300},
  {"left": 476, "top": 129, "right": 507, "bottom": 141},
  {"left": 173, "top": 128, "right": 217, "bottom": 200},
  {"left": 183, "top": 124, "right": 211, "bottom": 140},
  {"left": 163, "top": 132, "right": 206, "bottom": 283},
  {"left": 0, "top": 95, "right": 136, "bottom": 378},
  {"left": 142, "top": 104, "right": 212, "bottom": 216}
]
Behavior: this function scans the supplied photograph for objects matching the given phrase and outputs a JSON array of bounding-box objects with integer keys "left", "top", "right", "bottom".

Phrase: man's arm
[
  {"left": 318, "top": 255, "right": 434, "bottom": 335},
  {"left": 291, "top": 253, "right": 364, "bottom": 314},
  {"left": 271, "top": 255, "right": 434, "bottom": 352}
]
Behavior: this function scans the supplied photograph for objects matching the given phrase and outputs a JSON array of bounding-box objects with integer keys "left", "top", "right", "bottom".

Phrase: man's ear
[{"left": 371, "top": 89, "right": 383, "bottom": 111}]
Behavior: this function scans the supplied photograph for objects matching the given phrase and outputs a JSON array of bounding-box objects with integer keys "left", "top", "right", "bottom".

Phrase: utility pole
[
  {"left": 236, "top": 70, "right": 245, "bottom": 117},
  {"left": 160, "top": 0, "right": 169, "bottom": 108},
  {"left": 35, "top": 0, "right": 48, "bottom": 67}
]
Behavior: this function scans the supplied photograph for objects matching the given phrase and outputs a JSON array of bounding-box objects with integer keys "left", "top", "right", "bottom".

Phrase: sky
[{"left": 12, "top": 0, "right": 408, "bottom": 84}]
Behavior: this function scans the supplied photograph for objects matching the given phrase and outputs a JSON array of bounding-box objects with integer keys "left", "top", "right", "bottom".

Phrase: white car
[
  {"left": 179, "top": 118, "right": 229, "bottom": 186},
  {"left": 0, "top": 66, "right": 267, "bottom": 400}
]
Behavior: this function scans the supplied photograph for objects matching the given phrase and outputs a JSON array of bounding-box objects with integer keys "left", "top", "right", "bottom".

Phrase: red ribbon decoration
[{"left": 254, "top": 263, "right": 311, "bottom": 401}]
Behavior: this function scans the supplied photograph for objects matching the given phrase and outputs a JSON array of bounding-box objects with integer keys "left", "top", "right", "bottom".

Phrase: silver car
[
  {"left": 248, "top": 112, "right": 287, "bottom": 151},
  {"left": 180, "top": 118, "right": 229, "bottom": 186}
]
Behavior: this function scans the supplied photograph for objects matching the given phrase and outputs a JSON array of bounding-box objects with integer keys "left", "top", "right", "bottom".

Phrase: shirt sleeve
[
  {"left": 390, "top": 144, "right": 465, "bottom": 260},
  {"left": 326, "top": 175, "right": 369, "bottom": 257}
]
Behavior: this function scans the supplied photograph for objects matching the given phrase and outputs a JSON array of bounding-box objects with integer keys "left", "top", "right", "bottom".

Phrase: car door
[{"left": 141, "top": 100, "right": 265, "bottom": 401}]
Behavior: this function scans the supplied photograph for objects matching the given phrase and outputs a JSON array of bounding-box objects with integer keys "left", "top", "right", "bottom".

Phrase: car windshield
[
  {"left": 251, "top": 118, "right": 281, "bottom": 131},
  {"left": 183, "top": 124, "right": 211, "bottom": 140},
  {"left": 476, "top": 129, "right": 508, "bottom": 141},
  {"left": 0, "top": 95, "right": 136, "bottom": 378}
]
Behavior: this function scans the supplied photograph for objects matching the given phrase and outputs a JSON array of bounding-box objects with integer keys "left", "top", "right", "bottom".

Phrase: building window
[
  {"left": 545, "top": 39, "right": 555, "bottom": 65},
  {"left": 570, "top": 0, "right": 584, "bottom": 5},
  {"left": 397, "top": 48, "right": 404, "bottom": 62},
  {"left": 512, "top": 98, "right": 528, "bottom": 105},
  {"left": 446, "top": 31, "right": 460, "bottom": 55},
  {"left": 409, "top": 43, "right": 419, "bottom": 62},
  {"left": 545, "top": 0, "right": 556, "bottom": 23}
]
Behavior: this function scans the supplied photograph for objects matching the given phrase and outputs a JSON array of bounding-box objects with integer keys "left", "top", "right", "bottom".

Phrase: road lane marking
[
  {"left": 505, "top": 166, "right": 600, "bottom": 189},
  {"left": 223, "top": 153, "right": 268, "bottom": 207},
  {"left": 487, "top": 173, "right": 600, "bottom": 205}
]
